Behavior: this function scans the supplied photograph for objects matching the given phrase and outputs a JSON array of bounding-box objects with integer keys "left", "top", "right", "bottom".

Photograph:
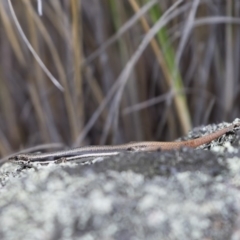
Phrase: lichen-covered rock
[{"left": 1, "top": 121, "right": 240, "bottom": 240}]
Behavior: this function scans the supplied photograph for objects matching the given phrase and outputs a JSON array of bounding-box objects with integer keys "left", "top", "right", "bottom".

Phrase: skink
[{"left": 9, "top": 122, "right": 240, "bottom": 164}]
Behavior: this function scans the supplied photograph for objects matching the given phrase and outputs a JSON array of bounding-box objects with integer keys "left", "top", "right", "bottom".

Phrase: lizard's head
[{"left": 8, "top": 154, "right": 29, "bottom": 164}]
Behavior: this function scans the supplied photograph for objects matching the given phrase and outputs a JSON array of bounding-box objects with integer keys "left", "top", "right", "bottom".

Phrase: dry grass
[{"left": 0, "top": 0, "right": 240, "bottom": 157}]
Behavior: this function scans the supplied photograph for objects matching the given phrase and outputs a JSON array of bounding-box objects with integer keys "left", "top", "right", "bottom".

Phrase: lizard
[{"left": 8, "top": 122, "right": 240, "bottom": 164}]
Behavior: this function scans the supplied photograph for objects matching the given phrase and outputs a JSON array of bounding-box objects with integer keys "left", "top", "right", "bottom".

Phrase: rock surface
[{"left": 1, "top": 121, "right": 240, "bottom": 240}]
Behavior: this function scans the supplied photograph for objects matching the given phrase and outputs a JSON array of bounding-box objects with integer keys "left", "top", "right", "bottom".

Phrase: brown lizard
[{"left": 9, "top": 122, "right": 240, "bottom": 164}]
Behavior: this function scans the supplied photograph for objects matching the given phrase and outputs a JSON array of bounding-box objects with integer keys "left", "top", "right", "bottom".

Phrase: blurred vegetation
[{"left": 0, "top": 0, "right": 240, "bottom": 157}]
